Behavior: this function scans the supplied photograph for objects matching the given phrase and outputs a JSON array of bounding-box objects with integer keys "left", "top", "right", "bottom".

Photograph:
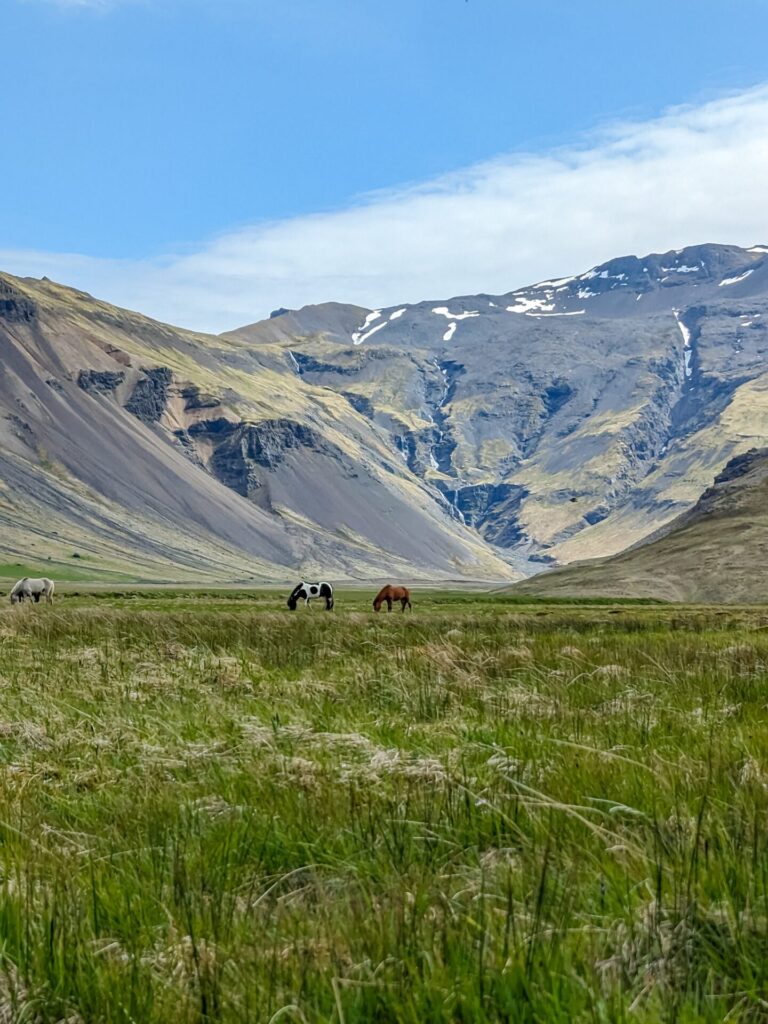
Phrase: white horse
[{"left": 9, "top": 577, "right": 55, "bottom": 604}]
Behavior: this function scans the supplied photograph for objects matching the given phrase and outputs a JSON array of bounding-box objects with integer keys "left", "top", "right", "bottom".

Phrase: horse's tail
[{"left": 46, "top": 579, "right": 55, "bottom": 603}]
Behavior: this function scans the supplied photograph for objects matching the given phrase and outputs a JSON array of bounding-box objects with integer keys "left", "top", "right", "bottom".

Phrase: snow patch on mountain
[
  {"left": 432, "top": 307, "right": 480, "bottom": 320},
  {"left": 352, "top": 310, "right": 383, "bottom": 344},
  {"left": 674, "top": 311, "right": 693, "bottom": 381},
  {"left": 532, "top": 276, "right": 576, "bottom": 290},
  {"left": 506, "top": 296, "right": 555, "bottom": 314},
  {"left": 527, "top": 310, "right": 585, "bottom": 318},
  {"left": 353, "top": 321, "right": 387, "bottom": 345},
  {"left": 720, "top": 270, "right": 754, "bottom": 287}
]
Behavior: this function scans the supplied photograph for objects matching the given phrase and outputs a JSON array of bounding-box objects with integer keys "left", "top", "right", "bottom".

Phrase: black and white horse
[{"left": 287, "top": 581, "right": 334, "bottom": 611}]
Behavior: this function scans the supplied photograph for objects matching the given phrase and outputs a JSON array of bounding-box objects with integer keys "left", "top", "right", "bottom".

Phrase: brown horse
[{"left": 373, "top": 584, "right": 412, "bottom": 613}]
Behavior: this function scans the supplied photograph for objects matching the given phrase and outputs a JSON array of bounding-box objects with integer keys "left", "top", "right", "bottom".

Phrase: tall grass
[{"left": 0, "top": 594, "right": 767, "bottom": 1021}]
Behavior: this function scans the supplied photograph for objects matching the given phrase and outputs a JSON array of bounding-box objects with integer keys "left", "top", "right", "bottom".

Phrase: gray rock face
[
  {"left": 125, "top": 367, "right": 173, "bottom": 423},
  {"left": 211, "top": 420, "right": 339, "bottom": 506},
  {"left": 6, "top": 243, "right": 768, "bottom": 583},
  {"left": 225, "top": 242, "right": 768, "bottom": 567},
  {"left": 78, "top": 369, "right": 125, "bottom": 395},
  {"left": 0, "top": 272, "right": 509, "bottom": 582}
]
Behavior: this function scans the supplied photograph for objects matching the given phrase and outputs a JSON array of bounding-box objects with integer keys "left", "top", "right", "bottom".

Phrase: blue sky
[{"left": 4, "top": 0, "right": 768, "bottom": 330}]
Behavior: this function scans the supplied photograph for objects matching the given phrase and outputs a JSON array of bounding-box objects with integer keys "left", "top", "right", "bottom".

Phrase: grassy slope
[
  {"left": 0, "top": 561, "right": 135, "bottom": 583},
  {"left": 1, "top": 594, "right": 768, "bottom": 1020},
  {"left": 511, "top": 450, "right": 768, "bottom": 603}
]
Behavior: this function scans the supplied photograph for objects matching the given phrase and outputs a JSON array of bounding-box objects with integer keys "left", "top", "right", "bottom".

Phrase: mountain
[
  {"left": 507, "top": 448, "right": 768, "bottom": 603},
  {"left": 3, "top": 241, "right": 768, "bottom": 584},
  {"left": 0, "top": 275, "right": 511, "bottom": 583},
  {"left": 227, "top": 242, "right": 768, "bottom": 570}
]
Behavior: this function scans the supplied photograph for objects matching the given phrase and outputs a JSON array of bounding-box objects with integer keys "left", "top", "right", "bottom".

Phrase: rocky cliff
[
  {"left": 0, "top": 274, "right": 513, "bottom": 583},
  {"left": 227, "top": 242, "right": 768, "bottom": 570},
  {"left": 4, "top": 241, "right": 768, "bottom": 584}
]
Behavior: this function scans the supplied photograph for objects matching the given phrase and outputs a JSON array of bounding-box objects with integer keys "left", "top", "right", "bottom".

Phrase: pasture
[{"left": 0, "top": 591, "right": 768, "bottom": 1021}]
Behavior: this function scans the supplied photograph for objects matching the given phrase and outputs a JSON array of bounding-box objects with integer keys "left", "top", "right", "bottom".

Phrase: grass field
[{"left": 1, "top": 591, "right": 768, "bottom": 1021}]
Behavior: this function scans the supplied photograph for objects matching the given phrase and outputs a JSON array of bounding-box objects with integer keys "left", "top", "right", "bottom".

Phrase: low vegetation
[{"left": 0, "top": 592, "right": 768, "bottom": 1021}]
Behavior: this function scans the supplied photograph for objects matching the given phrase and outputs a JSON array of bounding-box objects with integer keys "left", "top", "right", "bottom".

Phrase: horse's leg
[
  {"left": 401, "top": 598, "right": 407, "bottom": 612},
  {"left": 387, "top": 597, "right": 392, "bottom": 613},
  {"left": 33, "top": 593, "right": 40, "bottom": 604}
]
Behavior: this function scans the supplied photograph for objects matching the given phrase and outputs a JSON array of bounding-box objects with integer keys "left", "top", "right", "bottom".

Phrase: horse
[
  {"left": 287, "top": 581, "right": 334, "bottom": 611},
  {"left": 373, "top": 584, "right": 412, "bottom": 613},
  {"left": 9, "top": 577, "right": 55, "bottom": 605}
]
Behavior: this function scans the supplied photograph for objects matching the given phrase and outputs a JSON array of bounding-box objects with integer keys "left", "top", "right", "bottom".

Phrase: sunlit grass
[{"left": 0, "top": 594, "right": 767, "bottom": 1020}]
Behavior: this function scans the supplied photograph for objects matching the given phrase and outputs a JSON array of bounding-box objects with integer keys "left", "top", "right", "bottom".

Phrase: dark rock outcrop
[
  {"left": 78, "top": 369, "right": 125, "bottom": 395},
  {"left": 180, "top": 384, "right": 221, "bottom": 410},
  {"left": 125, "top": 367, "right": 173, "bottom": 423},
  {"left": 0, "top": 280, "right": 37, "bottom": 323},
  {"left": 210, "top": 419, "right": 330, "bottom": 504}
]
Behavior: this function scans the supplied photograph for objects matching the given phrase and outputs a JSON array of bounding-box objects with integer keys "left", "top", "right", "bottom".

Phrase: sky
[{"left": 3, "top": 0, "right": 768, "bottom": 332}]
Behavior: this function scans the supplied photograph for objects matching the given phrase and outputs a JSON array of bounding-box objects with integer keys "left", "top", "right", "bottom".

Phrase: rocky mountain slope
[
  {"left": 3, "top": 241, "right": 768, "bottom": 584},
  {"left": 227, "top": 242, "right": 768, "bottom": 569},
  {"left": 508, "top": 448, "right": 768, "bottom": 603},
  {"left": 0, "top": 275, "right": 511, "bottom": 582}
]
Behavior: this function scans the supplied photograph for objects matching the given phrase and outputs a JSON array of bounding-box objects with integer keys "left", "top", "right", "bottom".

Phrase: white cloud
[{"left": 4, "top": 84, "right": 768, "bottom": 333}]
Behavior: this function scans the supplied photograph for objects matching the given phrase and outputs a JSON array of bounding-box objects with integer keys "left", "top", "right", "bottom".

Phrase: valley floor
[{"left": 1, "top": 593, "right": 768, "bottom": 1021}]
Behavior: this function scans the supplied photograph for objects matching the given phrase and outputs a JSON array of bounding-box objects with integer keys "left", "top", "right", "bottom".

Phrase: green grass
[
  {"left": 0, "top": 561, "right": 136, "bottom": 583},
  {"left": 1, "top": 593, "right": 768, "bottom": 1021}
]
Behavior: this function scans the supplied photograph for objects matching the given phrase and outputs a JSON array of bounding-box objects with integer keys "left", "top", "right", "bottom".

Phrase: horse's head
[{"left": 287, "top": 595, "right": 297, "bottom": 611}]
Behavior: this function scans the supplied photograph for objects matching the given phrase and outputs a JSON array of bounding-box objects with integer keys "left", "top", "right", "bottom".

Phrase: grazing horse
[
  {"left": 373, "top": 584, "right": 412, "bottom": 613},
  {"left": 287, "top": 581, "right": 334, "bottom": 611},
  {"left": 9, "top": 577, "right": 55, "bottom": 605}
]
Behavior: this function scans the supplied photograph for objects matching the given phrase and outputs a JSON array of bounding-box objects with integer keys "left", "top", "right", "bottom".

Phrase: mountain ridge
[
  {"left": 0, "top": 272, "right": 513, "bottom": 582},
  {"left": 3, "top": 240, "right": 768, "bottom": 584},
  {"left": 224, "top": 241, "right": 768, "bottom": 570}
]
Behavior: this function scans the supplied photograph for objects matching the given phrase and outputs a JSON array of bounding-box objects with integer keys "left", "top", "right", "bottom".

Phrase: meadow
[{"left": 1, "top": 591, "right": 768, "bottom": 1021}]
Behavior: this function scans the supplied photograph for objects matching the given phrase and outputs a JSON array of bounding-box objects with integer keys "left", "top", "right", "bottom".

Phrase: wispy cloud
[{"left": 4, "top": 84, "right": 768, "bottom": 333}]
